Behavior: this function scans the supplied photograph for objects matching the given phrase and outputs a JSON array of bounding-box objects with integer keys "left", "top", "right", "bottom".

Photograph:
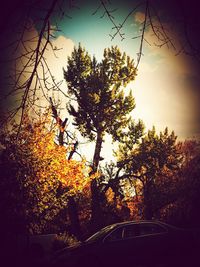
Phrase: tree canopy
[
  {"left": 115, "top": 126, "right": 183, "bottom": 219},
  {"left": 0, "top": 111, "right": 93, "bottom": 234},
  {"left": 64, "top": 44, "right": 136, "bottom": 170}
]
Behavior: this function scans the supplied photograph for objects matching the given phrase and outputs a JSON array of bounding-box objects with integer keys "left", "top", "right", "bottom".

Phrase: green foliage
[
  {"left": 64, "top": 44, "right": 137, "bottom": 141},
  {"left": 117, "top": 126, "right": 181, "bottom": 184},
  {"left": 115, "top": 126, "right": 183, "bottom": 219},
  {"left": 115, "top": 119, "right": 145, "bottom": 157}
]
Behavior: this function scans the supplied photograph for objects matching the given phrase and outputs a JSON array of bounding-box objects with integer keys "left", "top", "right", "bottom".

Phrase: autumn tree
[
  {"left": 0, "top": 110, "right": 93, "bottom": 235},
  {"left": 116, "top": 126, "right": 182, "bottom": 219},
  {"left": 64, "top": 44, "right": 137, "bottom": 229},
  {"left": 49, "top": 98, "right": 87, "bottom": 239}
]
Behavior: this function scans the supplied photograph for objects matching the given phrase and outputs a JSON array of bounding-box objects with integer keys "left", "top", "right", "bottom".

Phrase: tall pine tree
[{"left": 64, "top": 44, "right": 137, "bottom": 229}]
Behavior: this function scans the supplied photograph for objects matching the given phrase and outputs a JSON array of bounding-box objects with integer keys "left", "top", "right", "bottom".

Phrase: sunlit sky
[
  {"left": 48, "top": 0, "right": 200, "bottom": 138},
  {"left": 1, "top": 0, "right": 200, "bottom": 162}
]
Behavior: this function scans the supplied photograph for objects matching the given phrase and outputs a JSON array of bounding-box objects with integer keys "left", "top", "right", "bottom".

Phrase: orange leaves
[
  {"left": 58, "top": 159, "right": 92, "bottom": 194},
  {"left": 2, "top": 110, "right": 96, "bottom": 233},
  {"left": 24, "top": 113, "right": 93, "bottom": 196},
  {"left": 126, "top": 196, "right": 143, "bottom": 220},
  {"left": 105, "top": 187, "right": 115, "bottom": 203}
]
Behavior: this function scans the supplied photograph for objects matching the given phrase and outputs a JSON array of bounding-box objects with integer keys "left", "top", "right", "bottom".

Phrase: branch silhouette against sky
[{"left": 0, "top": 0, "right": 200, "bottom": 149}]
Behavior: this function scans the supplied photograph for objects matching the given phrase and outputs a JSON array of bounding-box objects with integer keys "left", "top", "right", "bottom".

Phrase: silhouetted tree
[{"left": 160, "top": 140, "right": 200, "bottom": 227}]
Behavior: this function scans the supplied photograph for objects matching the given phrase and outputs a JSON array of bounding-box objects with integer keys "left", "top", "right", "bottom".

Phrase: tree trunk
[
  {"left": 92, "top": 131, "right": 103, "bottom": 172},
  {"left": 90, "top": 180, "right": 103, "bottom": 232},
  {"left": 143, "top": 186, "right": 153, "bottom": 220},
  {"left": 90, "top": 131, "right": 104, "bottom": 232},
  {"left": 67, "top": 196, "right": 82, "bottom": 240}
]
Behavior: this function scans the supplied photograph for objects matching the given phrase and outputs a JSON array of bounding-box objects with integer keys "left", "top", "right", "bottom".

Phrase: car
[{"left": 50, "top": 220, "right": 199, "bottom": 267}]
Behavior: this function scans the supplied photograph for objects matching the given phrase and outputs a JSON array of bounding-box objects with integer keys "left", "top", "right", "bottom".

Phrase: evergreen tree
[{"left": 64, "top": 44, "right": 137, "bottom": 229}]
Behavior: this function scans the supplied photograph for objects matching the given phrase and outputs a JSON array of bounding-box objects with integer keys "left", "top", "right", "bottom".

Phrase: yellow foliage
[
  {"left": 6, "top": 111, "right": 95, "bottom": 233},
  {"left": 105, "top": 187, "right": 115, "bottom": 203},
  {"left": 23, "top": 113, "right": 93, "bottom": 195}
]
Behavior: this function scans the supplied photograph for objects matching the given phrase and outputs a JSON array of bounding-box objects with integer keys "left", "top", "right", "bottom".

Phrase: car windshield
[{"left": 85, "top": 225, "right": 116, "bottom": 243}]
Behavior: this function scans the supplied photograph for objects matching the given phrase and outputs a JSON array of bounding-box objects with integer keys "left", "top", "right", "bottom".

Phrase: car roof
[{"left": 105, "top": 220, "right": 171, "bottom": 229}]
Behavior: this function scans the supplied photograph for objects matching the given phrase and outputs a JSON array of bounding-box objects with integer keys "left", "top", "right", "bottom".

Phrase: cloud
[
  {"left": 131, "top": 51, "right": 200, "bottom": 140},
  {"left": 42, "top": 35, "right": 75, "bottom": 113},
  {"left": 128, "top": 13, "right": 200, "bottom": 141},
  {"left": 130, "top": 9, "right": 200, "bottom": 140},
  {"left": 13, "top": 24, "right": 75, "bottom": 116},
  {"left": 43, "top": 35, "right": 74, "bottom": 89}
]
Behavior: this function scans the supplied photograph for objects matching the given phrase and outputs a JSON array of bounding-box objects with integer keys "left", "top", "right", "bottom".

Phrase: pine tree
[{"left": 64, "top": 44, "right": 137, "bottom": 229}]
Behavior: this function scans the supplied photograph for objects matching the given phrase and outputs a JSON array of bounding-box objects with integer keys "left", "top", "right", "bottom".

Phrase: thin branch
[{"left": 135, "top": 0, "right": 148, "bottom": 69}]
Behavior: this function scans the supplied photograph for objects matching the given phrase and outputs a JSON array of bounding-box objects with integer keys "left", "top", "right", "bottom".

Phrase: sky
[
  {"left": 1, "top": 0, "right": 200, "bottom": 162},
  {"left": 52, "top": 0, "right": 199, "bottom": 139},
  {"left": 48, "top": 0, "right": 200, "bottom": 140}
]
